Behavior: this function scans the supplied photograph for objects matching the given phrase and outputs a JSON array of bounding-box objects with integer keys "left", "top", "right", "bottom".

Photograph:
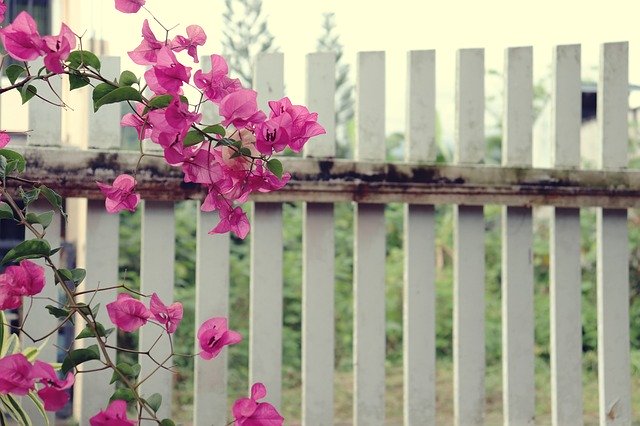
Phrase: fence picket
[
  {"left": 501, "top": 46, "right": 535, "bottom": 425},
  {"left": 194, "top": 211, "right": 230, "bottom": 426},
  {"left": 549, "top": 44, "right": 583, "bottom": 426},
  {"left": 139, "top": 201, "right": 176, "bottom": 420},
  {"left": 68, "top": 56, "right": 121, "bottom": 425},
  {"left": 353, "top": 51, "right": 386, "bottom": 426},
  {"left": 249, "top": 53, "right": 285, "bottom": 408},
  {"left": 453, "top": 48, "right": 485, "bottom": 426},
  {"left": 403, "top": 49, "right": 436, "bottom": 426},
  {"left": 596, "top": 42, "right": 631, "bottom": 425},
  {"left": 301, "top": 52, "right": 336, "bottom": 426}
]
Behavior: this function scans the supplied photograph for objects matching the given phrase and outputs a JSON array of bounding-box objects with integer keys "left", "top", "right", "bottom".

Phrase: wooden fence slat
[
  {"left": 28, "top": 58, "right": 61, "bottom": 147},
  {"left": 403, "top": 49, "right": 436, "bottom": 426},
  {"left": 596, "top": 41, "right": 631, "bottom": 425},
  {"left": 302, "top": 52, "right": 336, "bottom": 426},
  {"left": 139, "top": 201, "right": 175, "bottom": 420},
  {"left": 549, "top": 44, "right": 583, "bottom": 426},
  {"left": 453, "top": 48, "right": 485, "bottom": 426},
  {"left": 193, "top": 210, "right": 230, "bottom": 426},
  {"left": 249, "top": 52, "right": 285, "bottom": 409},
  {"left": 501, "top": 46, "right": 535, "bottom": 426},
  {"left": 354, "top": 51, "right": 386, "bottom": 426}
]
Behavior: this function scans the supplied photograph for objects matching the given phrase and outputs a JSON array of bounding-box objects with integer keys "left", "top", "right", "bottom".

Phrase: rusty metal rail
[{"left": 9, "top": 147, "right": 640, "bottom": 208}]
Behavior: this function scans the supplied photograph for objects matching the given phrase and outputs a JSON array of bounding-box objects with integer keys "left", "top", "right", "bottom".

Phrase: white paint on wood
[
  {"left": 302, "top": 203, "right": 335, "bottom": 425},
  {"left": 354, "top": 204, "right": 386, "bottom": 425},
  {"left": 21, "top": 202, "right": 60, "bottom": 424},
  {"left": 88, "top": 57, "right": 121, "bottom": 149},
  {"left": 301, "top": 50, "right": 336, "bottom": 426},
  {"left": 72, "top": 200, "right": 119, "bottom": 425},
  {"left": 139, "top": 201, "right": 175, "bottom": 420},
  {"left": 501, "top": 46, "right": 535, "bottom": 426},
  {"left": 249, "top": 53, "right": 285, "bottom": 409},
  {"left": 249, "top": 203, "right": 283, "bottom": 408},
  {"left": 403, "top": 49, "right": 436, "bottom": 426},
  {"left": 455, "top": 49, "right": 484, "bottom": 165},
  {"left": 403, "top": 205, "right": 435, "bottom": 425},
  {"left": 304, "top": 52, "right": 336, "bottom": 158},
  {"left": 549, "top": 44, "right": 583, "bottom": 426},
  {"left": 453, "top": 48, "right": 485, "bottom": 426},
  {"left": 356, "top": 52, "right": 385, "bottom": 161},
  {"left": 353, "top": 50, "right": 386, "bottom": 426},
  {"left": 596, "top": 42, "right": 631, "bottom": 425},
  {"left": 406, "top": 50, "right": 436, "bottom": 163},
  {"left": 28, "top": 58, "right": 62, "bottom": 146},
  {"left": 193, "top": 209, "right": 230, "bottom": 426}
]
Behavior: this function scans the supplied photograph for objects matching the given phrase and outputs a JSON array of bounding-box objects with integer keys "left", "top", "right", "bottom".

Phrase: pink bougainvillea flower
[
  {"left": 0, "top": 131, "right": 11, "bottom": 148},
  {"left": 0, "top": 354, "right": 35, "bottom": 396},
  {"left": 4, "top": 259, "right": 46, "bottom": 297},
  {"left": 144, "top": 46, "right": 192, "bottom": 95},
  {"left": 194, "top": 54, "right": 242, "bottom": 104},
  {"left": 114, "top": 0, "right": 145, "bottom": 14},
  {"left": 266, "top": 97, "right": 326, "bottom": 152},
  {"left": 255, "top": 114, "right": 292, "bottom": 155},
  {"left": 0, "top": 273, "right": 22, "bottom": 310},
  {"left": 232, "top": 382, "right": 284, "bottom": 426},
  {"left": 0, "top": 1, "right": 7, "bottom": 23},
  {"left": 90, "top": 400, "right": 136, "bottom": 426},
  {"left": 121, "top": 103, "right": 152, "bottom": 140},
  {"left": 171, "top": 24, "right": 207, "bottom": 63},
  {"left": 106, "top": 293, "right": 151, "bottom": 332},
  {"left": 41, "top": 23, "right": 76, "bottom": 74},
  {"left": 219, "top": 89, "right": 266, "bottom": 129},
  {"left": 128, "top": 19, "right": 163, "bottom": 65},
  {"left": 96, "top": 174, "right": 141, "bottom": 213},
  {"left": 211, "top": 206, "right": 250, "bottom": 239},
  {"left": 0, "top": 11, "right": 44, "bottom": 61},
  {"left": 32, "top": 360, "right": 74, "bottom": 411},
  {"left": 197, "top": 317, "right": 242, "bottom": 360},
  {"left": 149, "top": 293, "right": 183, "bottom": 334}
]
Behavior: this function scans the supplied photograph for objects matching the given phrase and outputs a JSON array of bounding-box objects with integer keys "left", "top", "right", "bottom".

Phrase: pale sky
[{"left": 76, "top": 0, "right": 640, "bottom": 140}]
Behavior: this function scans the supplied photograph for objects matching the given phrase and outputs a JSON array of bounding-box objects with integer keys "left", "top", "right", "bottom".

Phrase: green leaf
[
  {"left": 25, "top": 210, "right": 54, "bottom": 229},
  {"left": 183, "top": 130, "right": 205, "bottom": 147},
  {"left": 146, "top": 393, "right": 162, "bottom": 412},
  {"left": 119, "top": 70, "right": 138, "bottom": 86},
  {"left": 0, "top": 155, "right": 7, "bottom": 180},
  {"left": 94, "top": 86, "right": 142, "bottom": 112},
  {"left": 0, "top": 312, "right": 6, "bottom": 357},
  {"left": 1, "top": 239, "right": 51, "bottom": 265},
  {"left": 61, "top": 345, "right": 100, "bottom": 374},
  {"left": 75, "top": 322, "right": 109, "bottom": 339},
  {"left": 267, "top": 158, "right": 284, "bottom": 179},
  {"left": 0, "top": 149, "right": 25, "bottom": 173},
  {"left": 19, "top": 187, "right": 40, "bottom": 207},
  {"left": 92, "top": 83, "right": 116, "bottom": 102},
  {"left": 39, "top": 185, "right": 66, "bottom": 220},
  {"left": 26, "top": 392, "right": 48, "bottom": 426},
  {"left": 143, "top": 94, "right": 189, "bottom": 114},
  {"left": 110, "top": 362, "right": 142, "bottom": 384},
  {"left": 20, "top": 84, "right": 37, "bottom": 104},
  {"left": 1, "top": 394, "right": 32, "bottom": 426},
  {"left": 5, "top": 64, "right": 25, "bottom": 84},
  {"left": 67, "top": 50, "right": 101, "bottom": 71},
  {"left": 201, "top": 124, "right": 226, "bottom": 137},
  {"left": 110, "top": 388, "right": 136, "bottom": 403},
  {"left": 71, "top": 268, "right": 86, "bottom": 286},
  {"left": 160, "top": 420, "right": 176, "bottom": 426},
  {"left": 0, "top": 203, "right": 13, "bottom": 220},
  {"left": 68, "top": 73, "right": 90, "bottom": 90},
  {"left": 45, "top": 305, "right": 71, "bottom": 320}
]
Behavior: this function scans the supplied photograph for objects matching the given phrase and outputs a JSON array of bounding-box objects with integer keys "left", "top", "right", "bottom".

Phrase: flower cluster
[
  {"left": 0, "top": 260, "right": 45, "bottom": 310},
  {"left": 0, "top": 354, "right": 74, "bottom": 412}
]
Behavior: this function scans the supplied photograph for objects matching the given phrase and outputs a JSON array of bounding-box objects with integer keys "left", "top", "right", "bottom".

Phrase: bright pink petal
[
  {"left": 114, "top": 0, "right": 145, "bottom": 13},
  {"left": 0, "top": 131, "right": 10, "bottom": 148},
  {"left": 106, "top": 293, "right": 151, "bottom": 332}
]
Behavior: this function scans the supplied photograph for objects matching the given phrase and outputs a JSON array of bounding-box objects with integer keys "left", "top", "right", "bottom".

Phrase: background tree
[
  {"left": 316, "top": 12, "right": 354, "bottom": 158},
  {"left": 222, "top": 0, "right": 278, "bottom": 87}
]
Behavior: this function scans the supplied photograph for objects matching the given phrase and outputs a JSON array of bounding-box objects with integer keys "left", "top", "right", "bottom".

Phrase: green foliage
[
  {"left": 61, "top": 345, "right": 100, "bottom": 374},
  {"left": 5, "top": 64, "right": 25, "bottom": 85},
  {"left": 1, "top": 239, "right": 51, "bottom": 265}
]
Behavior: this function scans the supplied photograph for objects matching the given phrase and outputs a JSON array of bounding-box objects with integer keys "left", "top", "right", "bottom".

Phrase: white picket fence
[{"left": 5, "top": 42, "right": 636, "bottom": 425}]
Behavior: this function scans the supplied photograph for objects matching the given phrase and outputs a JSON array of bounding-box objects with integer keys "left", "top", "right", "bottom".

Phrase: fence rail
[{"left": 2, "top": 41, "right": 636, "bottom": 425}]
